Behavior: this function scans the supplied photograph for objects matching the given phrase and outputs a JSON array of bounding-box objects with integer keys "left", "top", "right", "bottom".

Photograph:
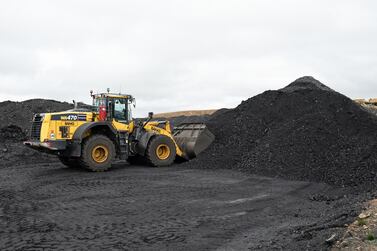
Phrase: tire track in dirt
[{"left": 0, "top": 162, "right": 366, "bottom": 250}]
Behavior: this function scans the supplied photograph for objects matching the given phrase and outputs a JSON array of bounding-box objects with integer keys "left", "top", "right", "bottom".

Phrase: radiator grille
[{"left": 30, "top": 115, "right": 43, "bottom": 140}]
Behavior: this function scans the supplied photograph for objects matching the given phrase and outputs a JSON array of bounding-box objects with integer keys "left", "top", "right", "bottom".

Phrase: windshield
[
  {"left": 92, "top": 98, "right": 105, "bottom": 112},
  {"left": 93, "top": 97, "right": 132, "bottom": 121},
  {"left": 94, "top": 98, "right": 106, "bottom": 108}
]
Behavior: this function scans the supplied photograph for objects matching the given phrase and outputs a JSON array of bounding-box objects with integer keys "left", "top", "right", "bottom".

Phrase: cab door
[{"left": 111, "top": 98, "right": 131, "bottom": 132}]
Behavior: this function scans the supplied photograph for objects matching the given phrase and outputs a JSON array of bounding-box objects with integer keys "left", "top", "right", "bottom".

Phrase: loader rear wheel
[
  {"left": 146, "top": 135, "right": 176, "bottom": 167},
  {"left": 58, "top": 156, "right": 80, "bottom": 168},
  {"left": 79, "top": 134, "right": 115, "bottom": 172}
]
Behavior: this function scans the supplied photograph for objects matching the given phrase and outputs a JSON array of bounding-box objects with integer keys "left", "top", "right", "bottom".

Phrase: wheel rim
[
  {"left": 156, "top": 144, "right": 170, "bottom": 160},
  {"left": 91, "top": 145, "right": 109, "bottom": 163}
]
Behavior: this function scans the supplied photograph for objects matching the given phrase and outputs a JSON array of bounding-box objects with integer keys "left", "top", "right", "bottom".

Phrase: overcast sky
[{"left": 0, "top": 0, "right": 376, "bottom": 116}]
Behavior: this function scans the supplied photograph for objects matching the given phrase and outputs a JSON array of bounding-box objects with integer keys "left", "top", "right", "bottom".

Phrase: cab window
[{"left": 114, "top": 99, "right": 127, "bottom": 121}]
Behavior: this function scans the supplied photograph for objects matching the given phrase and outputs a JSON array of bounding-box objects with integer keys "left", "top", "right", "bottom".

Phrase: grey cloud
[{"left": 0, "top": 0, "right": 377, "bottom": 116}]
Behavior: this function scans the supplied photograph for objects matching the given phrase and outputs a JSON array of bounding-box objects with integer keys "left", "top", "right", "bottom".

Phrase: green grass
[
  {"left": 367, "top": 233, "right": 375, "bottom": 241},
  {"left": 357, "top": 218, "right": 367, "bottom": 226}
]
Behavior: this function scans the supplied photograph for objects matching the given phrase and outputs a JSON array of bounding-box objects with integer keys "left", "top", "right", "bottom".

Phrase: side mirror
[
  {"left": 132, "top": 98, "right": 136, "bottom": 108},
  {"left": 148, "top": 112, "right": 154, "bottom": 119}
]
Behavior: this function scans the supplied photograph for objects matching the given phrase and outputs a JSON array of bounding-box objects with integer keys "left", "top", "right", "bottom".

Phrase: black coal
[
  {"left": 0, "top": 99, "right": 72, "bottom": 132},
  {"left": 189, "top": 76, "right": 377, "bottom": 189},
  {"left": 0, "top": 125, "right": 26, "bottom": 142}
]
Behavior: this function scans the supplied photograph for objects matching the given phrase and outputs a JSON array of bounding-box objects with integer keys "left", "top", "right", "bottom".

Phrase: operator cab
[{"left": 91, "top": 91, "right": 135, "bottom": 123}]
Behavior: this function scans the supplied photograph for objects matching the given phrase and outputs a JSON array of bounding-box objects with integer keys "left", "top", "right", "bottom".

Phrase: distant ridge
[{"left": 154, "top": 109, "right": 217, "bottom": 118}]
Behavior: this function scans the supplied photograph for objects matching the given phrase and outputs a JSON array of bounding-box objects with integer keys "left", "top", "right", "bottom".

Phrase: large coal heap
[
  {"left": 190, "top": 76, "right": 377, "bottom": 188},
  {"left": 0, "top": 99, "right": 72, "bottom": 132}
]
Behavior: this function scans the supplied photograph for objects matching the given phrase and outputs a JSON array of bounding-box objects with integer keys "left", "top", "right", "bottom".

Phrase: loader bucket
[{"left": 173, "top": 123, "right": 215, "bottom": 160}]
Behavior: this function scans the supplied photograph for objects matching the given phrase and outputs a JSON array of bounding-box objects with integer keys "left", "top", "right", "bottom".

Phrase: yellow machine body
[
  {"left": 33, "top": 110, "right": 184, "bottom": 158},
  {"left": 24, "top": 92, "right": 213, "bottom": 171}
]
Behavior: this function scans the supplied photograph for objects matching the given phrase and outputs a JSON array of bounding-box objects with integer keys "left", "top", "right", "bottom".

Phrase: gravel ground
[{"left": 0, "top": 159, "right": 367, "bottom": 250}]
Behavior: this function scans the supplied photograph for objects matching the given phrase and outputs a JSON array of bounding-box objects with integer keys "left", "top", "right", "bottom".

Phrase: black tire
[
  {"left": 145, "top": 135, "right": 176, "bottom": 167},
  {"left": 79, "top": 134, "right": 115, "bottom": 172},
  {"left": 58, "top": 156, "right": 80, "bottom": 168}
]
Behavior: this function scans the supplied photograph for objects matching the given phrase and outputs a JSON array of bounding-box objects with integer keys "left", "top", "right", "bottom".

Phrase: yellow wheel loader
[{"left": 24, "top": 91, "right": 214, "bottom": 171}]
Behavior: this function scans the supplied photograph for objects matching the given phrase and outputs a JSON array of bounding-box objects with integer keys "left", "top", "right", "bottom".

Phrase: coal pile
[
  {"left": 0, "top": 141, "right": 57, "bottom": 167},
  {"left": 0, "top": 125, "right": 27, "bottom": 142},
  {"left": 168, "top": 115, "right": 211, "bottom": 127},
  {"left": 189, "top": 76, "right": 377, "bottom": 188},
  {"left": 0, "top": 124, "right": 56, "bottom": 167},
  {"left": 0, "top": 99, "right": 71, "bottom": 166},
  {"left": 0, "top": 99, "right": 72, "bottom": 131}
]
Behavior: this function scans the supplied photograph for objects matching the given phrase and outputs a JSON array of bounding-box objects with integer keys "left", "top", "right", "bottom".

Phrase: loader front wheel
[
  {"left": 80, "top": 134, "right": 115, "bottom": 172},
  {"left": 146, "top": 135, "right": 176, "bottom": 167}
]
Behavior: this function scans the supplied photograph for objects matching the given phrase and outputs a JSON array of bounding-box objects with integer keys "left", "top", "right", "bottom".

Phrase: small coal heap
[
  {"left": 0, "top": 99, "right": 72, "bottom": 131},
  {"left": 0, "top": 125, "right": 27, "bottom": 142},
  {"left": 190, "top": 76, "right": 377, "bottom": 188}
]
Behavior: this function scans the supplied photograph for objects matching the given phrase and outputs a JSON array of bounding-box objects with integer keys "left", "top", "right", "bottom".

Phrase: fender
[
  {"left": 72, "top": 122, "right": 117, "bottom": 143},
  {"left": 67, "top": 122, "right": 118, "bottom": 157},
  {"left": 134, "top": 130, "right": 156, "bottom": 156}
]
